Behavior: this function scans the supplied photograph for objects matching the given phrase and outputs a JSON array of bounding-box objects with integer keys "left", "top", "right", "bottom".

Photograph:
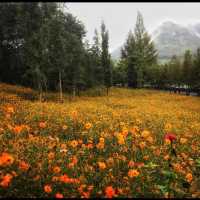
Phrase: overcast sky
[{"left": 67, "top": 3, "right": 200, "bottom": 51}]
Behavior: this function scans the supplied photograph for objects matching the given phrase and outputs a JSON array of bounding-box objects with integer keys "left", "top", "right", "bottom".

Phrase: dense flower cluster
[{"left": 0, "top": 84, "right": 199, "bottom": 198}]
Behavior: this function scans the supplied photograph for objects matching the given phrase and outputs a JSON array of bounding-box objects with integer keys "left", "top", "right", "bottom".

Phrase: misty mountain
[{"left": 111, "top": 21, "right": 200, "bottom": 62}]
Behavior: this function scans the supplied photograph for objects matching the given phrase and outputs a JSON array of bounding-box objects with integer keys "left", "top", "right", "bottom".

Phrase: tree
[
  {"left": 101, "top": 21, "right": 112, "bottom": 95},
  {"left": 91, "top": 29, "right": 103, "bottom": 86},
  {"left": 191, "top": 48, "right": 200, "bottom": 94},
  {"left": 121, "top": 31, "right": 137, "bottom": 88},
  {"left": 182, "top": 50, "right": 193, "bottom": 89},
  {"left": 134, "top": 11, "right": 157, "bottom": 87}
]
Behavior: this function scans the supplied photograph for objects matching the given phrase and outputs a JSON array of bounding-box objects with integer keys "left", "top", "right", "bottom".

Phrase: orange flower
[
  {"left": 128, "top": 160, "right": 135, "bottom": 168},
  {"left": 88, "top": 185, "right": 94, "bottom": 191},
  {"left": 122, "top": 127, "right": 128, "bottom": 137},
  {"left": 62, "top": 125, "right": 68, "bottom": 130},
  {"left": 48, "top": 152, "right": 55, "bottom": 160},
  {"left": 128, "top": 169, "right": 140, "bottom": 178},
  {"left": 53, "top": 166, "right": 61, "bottom": 174},
  {"left": 68, "top": 156, "right": 78, "bottom": 168},
  {"left": 55, "top": 193, "right": 64, "bottom": 198},
  {"left": 39, "top": 122, "right": 46, "bottom": 128},
  {"left": 105, "top": 186, "right": 116, "bottom": 198},
  {"left": 71, "top": 111, "right": 78, "bottom": 120},
  {"left": 44, "top": 184, "right": 52, "bottom": 193},
  {"left": 82, "top": 191, "right": 90, "bottom": 198},
  {"left": 130, "top": 126, "right": 139, "bottom": 134},
  {"left": 7, "top": 106, "right": 14, "bottom": 114},
  {"left": 99, "top": 137, "right": 105, "bottom": 143},
  {"left": 85, "top": 122, "right": 92, "bottom": 130},
  {"left": 0, "top": 152, "right": 14, "bottom": 166},
  {"left": 59, "top": 174, "right": 79, "bottom": 184},
  {"left": 164, "top": 154, "right": 170, "bottom": 161},
  {"left": 19, "top": 161, "right": 30, "bottom": 171},
  {"left": 70, "top": 140, "right": 78, "bottom": 148},
  {"left": 143, "top": 155, "right": 149, "bottom": 161},
  {"left": 185, "top": 173, "right": 193, "bottom": 183},
  {"left": 0, "top": 174, "right": 13, "bottom": 188},
  {"left": 13, "top": 125, "right": 23, "bottom": 134},
  {"left": 98, "top": 162, "right": 106, "bottom": 170},
  {"left": 96, "top": 142, "right": 105, "bottom": 149}
]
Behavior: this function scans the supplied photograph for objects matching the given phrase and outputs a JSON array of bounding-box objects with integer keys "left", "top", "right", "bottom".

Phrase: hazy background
[{"left": 67, "top": 3, "right": 200, "bottom": 51}]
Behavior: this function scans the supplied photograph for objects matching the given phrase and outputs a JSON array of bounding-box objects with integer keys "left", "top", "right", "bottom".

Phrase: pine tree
[
  {"left": 101, "top": 21, "right": 112, "bottom": 95},
  {"left": 91, "top": 29, "right": 102, "bottom": 86},
  {"left": 121, "top": 31, "right": 137, "bottom": 88},
  {"left": 192, "top": 48, "right": 200, "bottom": 94},
  {"left": 182, "top": 50, "right": 193, "bottom": 89},
  {"left": 134, "top": 11, "right": 157, "bottom": 88}
]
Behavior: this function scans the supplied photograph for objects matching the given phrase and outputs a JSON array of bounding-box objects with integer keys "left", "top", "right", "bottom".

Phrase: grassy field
[{"left": 0, "top": 83, "right": 199, "bottom": 198}]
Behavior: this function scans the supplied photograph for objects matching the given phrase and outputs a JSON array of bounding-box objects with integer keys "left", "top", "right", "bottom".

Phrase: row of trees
[
  {"left": 0, "top": 3, "right": 112, "bottom": 101},
  {"left": 149, "top": 49, "right": 200, "bottom": 92},
  {"left": 1, "top": 3, "right": 199, "bottom": 98},
  {"left": 112, "top": 12, "right": 200, "bottom": 94}
]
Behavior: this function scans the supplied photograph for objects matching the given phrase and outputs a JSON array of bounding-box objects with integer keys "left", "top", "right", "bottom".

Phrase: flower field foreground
[{"left": 0, "top": 83, "right": 200, "bottom": 198}]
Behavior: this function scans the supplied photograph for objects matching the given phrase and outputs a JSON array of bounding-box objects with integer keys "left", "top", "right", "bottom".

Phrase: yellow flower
[
  {"left": 141, "top": 130, "right": 150, "bottom": 138},
  {"left": 164, "top": 123, "right": 172, "bottom": 131},
  {"left": 70, "top": 140, "right": 78, "bottom": 148},
  {"left": 117, "top": 133, "right": 125, "bottom": 145},
  {"left": 139, "top": 142, "right": 146, "bottom": 149},
  {"left": 146, "top": 136, "right": 154, "bottom": 143},
  {"left": 180, "top": 138, "right": 188, "bottom": 144},
  {"left": 85, "top": 122, "right": 92, "bottom": 130},
  {"left": 98, "top": 162, "right": 106, "bottom": 170},
  {"left": 99, "top": 137, "right": 105, "bottom": 143},
  {"left": 128, "top": 169, "right": 140, "bottom": 178}
]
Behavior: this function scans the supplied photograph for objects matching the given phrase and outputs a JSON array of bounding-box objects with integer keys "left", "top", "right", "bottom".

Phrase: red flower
[
  {"left": 105, "top": 186, "right": 116, "bottom": 198},
  {"left": 164, "top": 133, "right": 176, "bottom": 142}
]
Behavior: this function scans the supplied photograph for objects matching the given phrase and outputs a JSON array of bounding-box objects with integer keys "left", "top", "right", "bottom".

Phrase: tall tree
[
  {"left": 91, "top": 29, "right": 103, "bottom": 86},
  {"left": 121, "top": 31, "right": 137, "bottom": 88},
  {"left": 191, "top": 48, "right": 200, "bottom": 93},
  {"left": 134, "top": 11, "right": 157, "bottom": 87},
  {"left": 101, "top": 21, "right": 112, "bottom": 95},
  {"left": 182, "top": 50, "right": 193, "bottom": 89}
]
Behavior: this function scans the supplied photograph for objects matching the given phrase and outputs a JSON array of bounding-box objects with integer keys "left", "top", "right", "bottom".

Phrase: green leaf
[
  {"left": 162, "top": 170, "right": 177, "bottom": 179},
  {"left": 196, "top": 158, "right": 200, "bottom": 167},
  {"left": 157, "top": 185, "right": 169, "bottom": 194},
  {"left": 144, "top": 162, "right": 159, "bottom": 168}
]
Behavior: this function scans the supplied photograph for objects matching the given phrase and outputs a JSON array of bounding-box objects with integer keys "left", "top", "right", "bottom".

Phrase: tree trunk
[
  {"left": 73, "top": 85, "right": 76, "bottom": 99},
  {"left": 59, "top": 70, "right": 63, "bottom": 103},
  {"left": 39, "top": 82, "right": 42, "bottom": 102},
  {"left": 106, "top": 87, "right": 109, "bottom": 96}
]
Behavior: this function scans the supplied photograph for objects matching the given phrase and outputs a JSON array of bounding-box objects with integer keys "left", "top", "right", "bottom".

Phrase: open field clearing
[{"left": 0, "top": 83, "right": 200, "bottom": 198}]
